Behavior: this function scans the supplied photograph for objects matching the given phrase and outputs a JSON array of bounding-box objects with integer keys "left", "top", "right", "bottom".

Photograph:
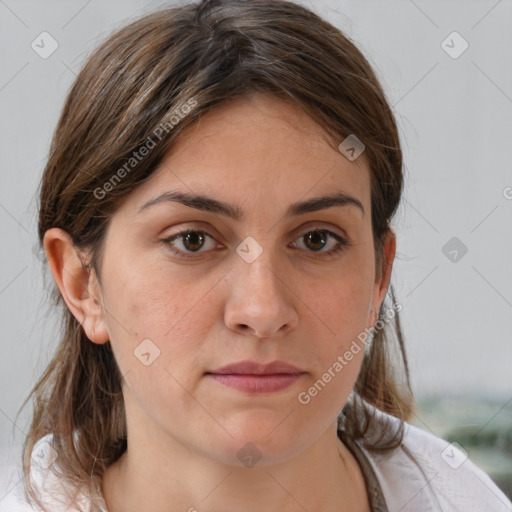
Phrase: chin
[{"left": 206, "top": 420, "right": 309, "bottom": 468}]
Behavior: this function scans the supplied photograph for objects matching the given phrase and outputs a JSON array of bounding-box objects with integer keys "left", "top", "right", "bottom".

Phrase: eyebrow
[{"left": 137, "top": 190, "right": 364, "bottom": 219}]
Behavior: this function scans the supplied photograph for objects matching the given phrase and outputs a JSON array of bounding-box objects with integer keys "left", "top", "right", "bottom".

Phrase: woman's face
[{"left": 91, "top": 93, "right": 395, "bottom": 466}]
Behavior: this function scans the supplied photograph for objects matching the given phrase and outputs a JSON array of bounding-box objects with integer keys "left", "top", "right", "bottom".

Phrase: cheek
[
  {"left": 101, "top": 261, "right": 219, "bottom": 380},
  {"left": 295, "top": 280, "right": 369, "bottom": 417},
  {"left": 292, "top": 256, "right": 374, "bottom": 409},
  {"left": 109, "top": 250, "right": 220, "bottom": 335},
  {"left": 298, "top": 263, "right": 374, "bottom": 348},
  {"left": 103, "top": 270, "right": 217, "bottom": 425}
]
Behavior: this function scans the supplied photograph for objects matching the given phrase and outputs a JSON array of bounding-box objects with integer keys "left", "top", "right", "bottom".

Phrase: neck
[{"left": 101, "top": 421, "right": 369, "bottom": 512}]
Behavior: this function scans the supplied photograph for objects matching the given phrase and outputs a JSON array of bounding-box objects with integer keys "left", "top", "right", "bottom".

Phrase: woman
[{"left": 12, "top": 0, "right": 511, "bottom": 511}]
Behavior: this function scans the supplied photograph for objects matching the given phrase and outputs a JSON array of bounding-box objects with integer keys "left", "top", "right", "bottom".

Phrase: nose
[{"left": 224, "top": 251, "right": 299, "bottom": 338}]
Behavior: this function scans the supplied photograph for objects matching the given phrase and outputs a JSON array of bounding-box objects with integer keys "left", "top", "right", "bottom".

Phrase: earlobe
[{"left": 43, "top": 227, "right": 109, "bottom": 344}]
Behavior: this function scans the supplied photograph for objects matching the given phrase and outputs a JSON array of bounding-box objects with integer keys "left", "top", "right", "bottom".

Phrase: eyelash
[{"left": 160, "top": 228, "right": 350, "bottom": 261}]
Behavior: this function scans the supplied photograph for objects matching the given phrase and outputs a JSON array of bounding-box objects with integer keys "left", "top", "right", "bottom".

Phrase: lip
[
  {"left": 207, "top": 360, "right": 305, "bottom": 375},
  {"left": 205, "top": 360, "right": 306, "bottom": 394}
]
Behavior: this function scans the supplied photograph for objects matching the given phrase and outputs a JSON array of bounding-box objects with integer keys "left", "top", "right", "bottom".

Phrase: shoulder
[
  {"left": 5, "top": 433, "right": 96, "bottom": 512},
  {"left": 357, "top": 404, "right": 512, "bottom": 512}
]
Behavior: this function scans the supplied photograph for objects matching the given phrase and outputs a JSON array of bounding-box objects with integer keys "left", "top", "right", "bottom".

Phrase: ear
[
  {"left": 368, "top": 228, "right": 396, "bottom": 327},
  {"left": 43, "top": 227, "right": 109, "bottom": 344}
]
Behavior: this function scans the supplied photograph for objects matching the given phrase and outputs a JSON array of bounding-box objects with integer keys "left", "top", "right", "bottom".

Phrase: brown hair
[{"left": 19, "top": 0, "right": 414, "bottom": 509}]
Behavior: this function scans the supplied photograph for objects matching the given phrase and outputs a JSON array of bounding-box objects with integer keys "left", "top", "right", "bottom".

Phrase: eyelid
[
  {"left": 162, "top": 220, "right": 349, "bottom": 245},
  {"left": 289, "top": 221, "right": 349, "bottom": 241}
]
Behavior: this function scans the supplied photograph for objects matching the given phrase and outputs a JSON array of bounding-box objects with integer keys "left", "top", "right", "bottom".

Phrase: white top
[{"left": 4, "top": 405, "right": 512, "bottom": 512}]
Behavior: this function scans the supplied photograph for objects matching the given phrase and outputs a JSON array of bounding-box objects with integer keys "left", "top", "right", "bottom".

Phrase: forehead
[{"left": 117, "top": 93, "right": 371, "bottom": 220}]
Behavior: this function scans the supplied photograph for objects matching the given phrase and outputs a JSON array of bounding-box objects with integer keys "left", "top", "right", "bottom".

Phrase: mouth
[
  {"left": 205, "top": 361, "right": 307, "bottom": 393},
  {"left": 204, "top": 373, "right": 305, "bottom": 393},
  {"left": 204, "top": 360, "right": 306, "bottom": 393}
]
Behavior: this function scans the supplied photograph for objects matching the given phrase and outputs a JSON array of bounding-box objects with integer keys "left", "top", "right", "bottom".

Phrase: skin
[{"left": 44, "top": 93, "right": 395, "bottom": 512}]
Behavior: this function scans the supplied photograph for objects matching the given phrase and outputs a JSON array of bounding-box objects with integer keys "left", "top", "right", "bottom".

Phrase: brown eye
[
  {"left": 303, "top": 230, "right": 328, "bottom": 251},
  {"left": 291, "top": 229, "right": 349, "bottom": 259},
  {"left": 161, "top": 227, "right": 349, "bottom": 261},
  {"left": 181, "top": 231, "right": 206, "bottom": 252},
  {"left": 161, "top": 230, "right": 219, "bottom": 259}
]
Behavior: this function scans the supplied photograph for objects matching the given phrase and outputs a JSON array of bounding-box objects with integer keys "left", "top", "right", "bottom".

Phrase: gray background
[{"left": 1, "top": 0, "right": 512, "bottom": 505}]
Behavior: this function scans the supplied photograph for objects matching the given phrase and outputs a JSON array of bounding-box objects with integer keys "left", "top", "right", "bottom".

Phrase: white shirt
[
  {"left": 351, "top": 405, "right": 512, "bottom": 511},
  {"left": 3, "top": 405, "right": 511, "bottom": 511}
]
